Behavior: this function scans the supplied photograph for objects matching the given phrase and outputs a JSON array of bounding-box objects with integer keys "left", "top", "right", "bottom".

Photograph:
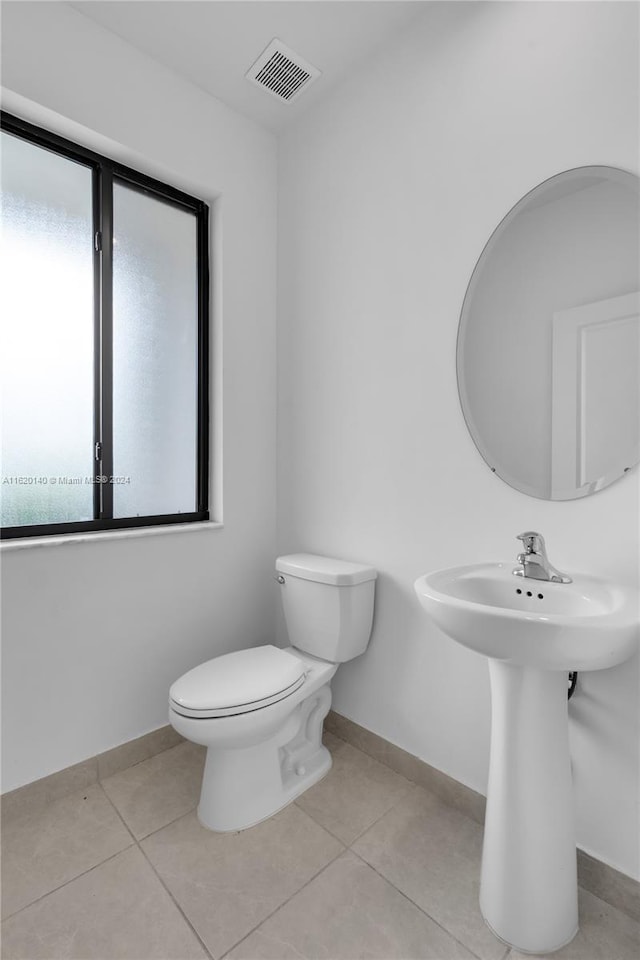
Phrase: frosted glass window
[
  {"left": 0, "top": 131, "right": 94, "bottom": 527},
  {"left": 1, "top": 114, "right": 208, "bottom": 540},
  {"left": 112, "top": 183, "right": 198, "bottom": 518}
]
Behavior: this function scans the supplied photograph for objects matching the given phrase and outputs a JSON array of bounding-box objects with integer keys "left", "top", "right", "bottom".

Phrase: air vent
[{"left": 246, "top": 39, "right": 320, "bottom": 103}]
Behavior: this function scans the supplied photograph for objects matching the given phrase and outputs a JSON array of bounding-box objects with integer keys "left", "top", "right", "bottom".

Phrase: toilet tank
[{"left": 275, "top": 554, "right": 377, "bottom": 663}]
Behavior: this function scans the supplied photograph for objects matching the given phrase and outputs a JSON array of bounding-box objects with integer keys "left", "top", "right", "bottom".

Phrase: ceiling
[{"left": 69, "top": 1, "right": 427, "bottom": 133}]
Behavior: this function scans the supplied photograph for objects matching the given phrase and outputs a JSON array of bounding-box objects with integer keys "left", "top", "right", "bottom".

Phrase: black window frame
[{"left": 0, "top": 111, "right": 210, "bottom": 540}]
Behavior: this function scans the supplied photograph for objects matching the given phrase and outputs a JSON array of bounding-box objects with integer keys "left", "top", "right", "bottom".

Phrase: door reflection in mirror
[{"left": 457, "top": 166, "right": 639, "bottom": 500}]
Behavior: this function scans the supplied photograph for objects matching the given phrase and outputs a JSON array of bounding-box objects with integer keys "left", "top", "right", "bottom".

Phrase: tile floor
[{"left": 1, "top": 732, "right": 638, "bottom": 960}]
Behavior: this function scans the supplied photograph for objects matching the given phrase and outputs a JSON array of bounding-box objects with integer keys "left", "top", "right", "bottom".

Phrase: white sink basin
[
  {"left": 414, "top": 559, "right": 639, "bottom": 955},
  {"left": 415, "top": 562, "right": 638, "bottom": 671}
]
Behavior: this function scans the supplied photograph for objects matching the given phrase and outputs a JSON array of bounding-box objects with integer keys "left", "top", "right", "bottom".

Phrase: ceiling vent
[{"left": 246, "top": 39, "right": 321, "bottom": 104}]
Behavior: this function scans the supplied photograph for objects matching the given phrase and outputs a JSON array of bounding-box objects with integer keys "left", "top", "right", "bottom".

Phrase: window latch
[
  {"left": 94, "top": 231, "right": 102, "bottom": 252},
  {"left": 95, "top": 441, "right": 103, "bottom": 462}
]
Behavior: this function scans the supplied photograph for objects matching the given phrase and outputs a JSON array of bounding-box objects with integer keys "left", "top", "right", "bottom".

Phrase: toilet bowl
[{"left": 169, "top": 554, "right": 376, "bottom": 832}]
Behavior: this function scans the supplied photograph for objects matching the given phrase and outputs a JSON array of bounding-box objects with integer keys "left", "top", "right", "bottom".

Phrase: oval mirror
[{"left": 457, "top": 166, "right": 640, "bottom": 500}]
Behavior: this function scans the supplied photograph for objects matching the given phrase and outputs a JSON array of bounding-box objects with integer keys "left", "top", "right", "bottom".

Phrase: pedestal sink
[{"left": 414, "top": 562, "right": 638, "bottom": 954}]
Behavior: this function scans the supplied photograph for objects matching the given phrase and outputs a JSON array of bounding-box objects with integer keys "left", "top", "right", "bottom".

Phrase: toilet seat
[{"left": 169, "top": 645, "right": 306, "bottom": 719}]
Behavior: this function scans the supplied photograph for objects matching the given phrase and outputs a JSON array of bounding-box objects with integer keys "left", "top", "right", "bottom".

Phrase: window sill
[{"left": 0, "top": 520, "right": 223, "bottom": 552}]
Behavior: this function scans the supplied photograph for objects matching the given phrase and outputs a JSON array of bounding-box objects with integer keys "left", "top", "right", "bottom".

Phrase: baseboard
[
  {"left": 325, "top": 710, "right": 640, "bottom": 924},
  {"left": 1, "top": 725, "right": 184, "bottom": 821},
  {"left": 575, "top": 848, "right": 640, "bottom": 925},
  {"left": 3, "top": 712, "right": 638, "bottom": 925},
  {"left": 325, "top": 710, "right": 487, "bottom": 824}
]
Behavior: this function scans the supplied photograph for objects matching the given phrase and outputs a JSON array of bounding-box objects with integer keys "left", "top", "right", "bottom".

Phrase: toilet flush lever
[{"left": 274, "top": 575, "right": 285, "bottom": 585}]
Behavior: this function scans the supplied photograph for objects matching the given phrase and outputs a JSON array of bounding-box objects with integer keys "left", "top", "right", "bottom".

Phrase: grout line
[
  {"left": 0, "top": 843, "right": 135, "bottom": 923},
  {"left": 218, "top": 845, "right": 347, "bottom": 960},
  {"left": 295, "top": 733, "right": 417, "bottom": 846},
  {"left": 291, "top": 795, "right": 348, "bottom": 847},
  {"left": 97, "top": 781, "right": 138, "bottom": 843},
  {"left": 136, "top": 804, "right": 197, "bottom": 841},
  {"left": 1, "top": 782, "right": 138, "bottom": 922},
  {"left": 99, "top": 784, "right": 215, "bottom": 960},
  {"left": 137, "top": 842, "right": 216, "bottom": 960},
  {"left": 325, "top": 734, "right": 637, "bottom": 953},
  {"left": 99, "top": 778, "right": 347, "bottom": 960},
  {"left": 100, "top": 748, "right": 205, "bottom": 842},
  {"left": 135, "top": 802, "right": 199, "bottom": 841},
  {"left": 349, "top": 848, "right": 487, "bottom": 960},
  {"left": 325, "top": 731, "right": 482, "bottom": 824},
  {"left": 295, "top": 744, "right": 504, "bottom": 960},
  {"left": 292, "top": 737, "right": 417, "bottom": 848},
  {"left": 1, "top": 732, "right": 186, "bottom": 816},
  {"left": 294, "top": 781, "right": 418, "bottom": 849},
  {"left": 1, "top": 752, "right": 628, "bottom": 960},
  {"left": 326, "top": 724, "right": 489, "bottom": 831},
  {"left": 98, "top": 737, "right": 188, "bottom": 784},
  {"left": 347, "top": 782, "right": 418, "bottom": 846}
]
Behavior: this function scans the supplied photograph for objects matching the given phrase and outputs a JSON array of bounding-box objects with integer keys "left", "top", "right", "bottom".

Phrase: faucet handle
[{"left": 516, "top": 531, "right": 546, "bottom": 555}]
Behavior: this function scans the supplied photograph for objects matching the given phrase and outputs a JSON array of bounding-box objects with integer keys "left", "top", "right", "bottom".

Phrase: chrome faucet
[{"left": 513, "top": 531, "right": 572, "bottom": 584}]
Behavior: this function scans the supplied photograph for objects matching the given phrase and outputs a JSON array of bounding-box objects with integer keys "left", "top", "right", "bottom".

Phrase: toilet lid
[{"left": 169, "top": 645, "right": 306, "bottom": 718}]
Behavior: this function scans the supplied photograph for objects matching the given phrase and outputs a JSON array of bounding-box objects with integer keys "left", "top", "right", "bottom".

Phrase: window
[{"left": 0, "top": 113, "right": 209, "bottom": 539}]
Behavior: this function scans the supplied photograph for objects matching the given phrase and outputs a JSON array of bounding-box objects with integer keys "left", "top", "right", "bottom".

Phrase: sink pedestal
[
  {"left": 415, "top": 561, "right": 638, "bottom": 953},
  {"left": 480, "top": 662, "right": 578, "bottom": 954}
]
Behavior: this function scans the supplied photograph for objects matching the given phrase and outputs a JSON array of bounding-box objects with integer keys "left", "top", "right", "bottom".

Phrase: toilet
[{"left": 169, "top": 553, "right": 377, "bottom": 832}]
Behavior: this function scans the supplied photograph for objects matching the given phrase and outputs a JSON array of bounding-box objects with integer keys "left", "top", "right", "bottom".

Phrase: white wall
[
  {"left": 2, "top": 0, "right": 638, "bottom": 883},
  {"left": 277, "top": 0, "right": 640, "bottom": 879},
  {"left": 0, "top": 2, "right": 277, "bottom": 792}
]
